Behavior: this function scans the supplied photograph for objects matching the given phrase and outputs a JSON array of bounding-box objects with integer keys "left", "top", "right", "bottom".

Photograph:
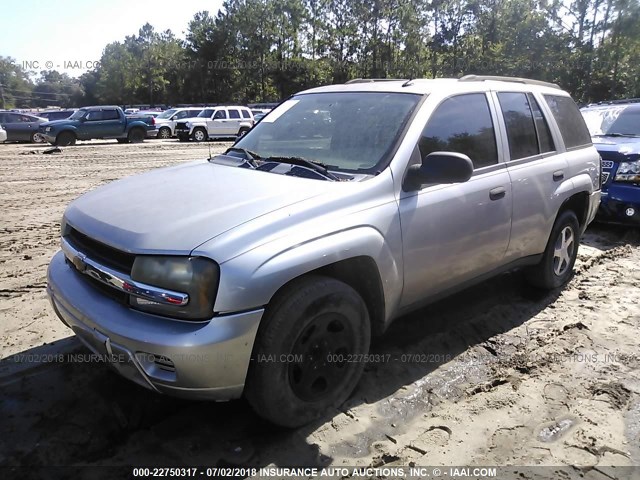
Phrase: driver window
[
  {"left": 419, "top": 94, "right": 498, "bottom": 169},
  {"left": 85, "top": 111, "right": 103, "bottom": 121},
  {"left": 213, "top": 110, "right": 227, "bottom": 120}
]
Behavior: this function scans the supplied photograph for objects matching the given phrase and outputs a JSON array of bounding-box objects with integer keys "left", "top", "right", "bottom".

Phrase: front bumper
[
  {"left": 597, "top": 183, "right": 640, "bottom": 226},
  {"left": 47, "top": 250, "right": 263, "bottom": 400},
  {"left": 40, "top": 132, "right": 57, "bottom": 143}
]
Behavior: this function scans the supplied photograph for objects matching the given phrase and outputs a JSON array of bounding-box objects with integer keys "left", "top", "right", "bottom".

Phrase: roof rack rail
[
  {"left": 458, "top": 75, "right": 561, "bottom": 90},
  {"left": 345, "top": 78, "right": 408, "bottom": 84}
]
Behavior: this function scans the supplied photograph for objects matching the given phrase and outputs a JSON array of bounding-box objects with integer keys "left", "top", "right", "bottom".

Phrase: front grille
[
  {"left": 602, "top": 160, "right": 614, "bottom": 169},
  {"left": 66, "top": 228, "right": 135, "bottom": 274}
]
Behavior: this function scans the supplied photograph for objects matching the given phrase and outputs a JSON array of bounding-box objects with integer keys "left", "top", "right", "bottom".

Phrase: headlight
[
  {"left": 45, "top": 127, "right": 52, "bottom": 132},
  {"left": 614, "top": 160, "right": 640, "bottom": 182},
  {"left": 129, "top": 256, "right": 219, "bottom": 320},
  {"left": 185, "top": 122, "right": 191, "bottom": 128}
]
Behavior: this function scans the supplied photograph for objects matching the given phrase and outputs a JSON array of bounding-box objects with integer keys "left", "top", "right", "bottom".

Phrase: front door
[{"left": 398, "top": 93, "right": 512, "bottom": 308}]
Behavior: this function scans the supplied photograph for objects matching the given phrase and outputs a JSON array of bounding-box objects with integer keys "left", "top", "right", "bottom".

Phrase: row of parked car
[{"left": 0, "top": 104, "right": 276, "bottom": 144}]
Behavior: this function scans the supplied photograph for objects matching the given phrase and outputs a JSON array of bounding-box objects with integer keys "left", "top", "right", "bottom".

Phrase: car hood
[
  {"left": 64, "top": 160, "right": 334, "bottom": 255},
  {"left": 592, "top": 136, "right": 640, "bottom": 161},
  {"left": 41, "top": 119, "right": 77, "bottom": 128}
]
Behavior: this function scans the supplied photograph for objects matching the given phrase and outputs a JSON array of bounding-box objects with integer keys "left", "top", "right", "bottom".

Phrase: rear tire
[
  {"left": 237, "top": 127, "right": 250, "bottom": 139},
  {"left": 127, "top": 128, "right": 145, "bottom": 143},
  {"left": 55, "top": 131, "right": 76, "bottom": 146},
  {"left": 192, "top": 128, "right": 207, "bottom": 142},
  {"left": 116, "top": 138, "right": 129, "bottom": 144},
  {"left": 525, "top": 210, "right": 580, "bottom": 289},
  {"left": 245, "top": 275, "right": 370, "bottom": 428},
  {"left": 31, "top": 132, "right": 45, "bottom": 143}
]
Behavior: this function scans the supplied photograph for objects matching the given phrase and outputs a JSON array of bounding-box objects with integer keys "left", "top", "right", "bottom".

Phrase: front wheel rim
[
  {"left": 288, "top": 312, "right": 356, "bottom": 402},
  {"left": 194, "top": 131, "right": 205, "bottom": 141},
  {"left": 553, "top": 225, "right": 575, "bottom": 276}
]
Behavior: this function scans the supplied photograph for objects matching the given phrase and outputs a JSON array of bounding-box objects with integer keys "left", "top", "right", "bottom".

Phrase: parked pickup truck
[
  {"left": 39, "top": 106, "right": 157, "bottom": 146},
  {"left": 47, "top": 76, "right": 600, "bottom": 427}
]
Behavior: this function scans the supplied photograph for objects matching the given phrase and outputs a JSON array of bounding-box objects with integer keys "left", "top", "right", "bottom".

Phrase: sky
[{"left": 0, "top": 0, "right": 224, "bottom": 78}]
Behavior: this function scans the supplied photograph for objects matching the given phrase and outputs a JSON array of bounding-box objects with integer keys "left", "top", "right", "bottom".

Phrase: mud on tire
[{"left": 244, "top": 275, "right": 371, "bottom": 427}]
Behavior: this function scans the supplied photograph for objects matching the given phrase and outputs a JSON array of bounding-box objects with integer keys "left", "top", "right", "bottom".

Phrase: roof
[{"left": 299, "top": 76, "right": 568, "bottom": 97}]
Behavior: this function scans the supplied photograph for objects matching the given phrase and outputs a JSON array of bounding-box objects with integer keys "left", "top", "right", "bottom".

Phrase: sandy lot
[{"left": 1, "top": 140, "right": 640, "bottom": 477}]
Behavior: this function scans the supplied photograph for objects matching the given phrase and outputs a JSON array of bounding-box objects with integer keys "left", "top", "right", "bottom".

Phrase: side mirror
[{"left": 404, "top": 152, "right": 474, "bottom": 191}]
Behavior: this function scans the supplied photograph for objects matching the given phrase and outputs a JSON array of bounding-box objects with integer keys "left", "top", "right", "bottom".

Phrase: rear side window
[
  {"left": 103, "top": 109, "right": 119, "bottom": 120},
  {"left": 241, "top": 109, "right": 251, "bottom": 119},
  {"left": 228, "top": 109, "right": 241, "bottom": 119},
  {"left": 543, "top": 94, "right": 591, "bottom": 149},
  {"left": 528, "top": 94, "right": 555, "bottom": 153},
  {"left": 497, "top": 92, "right": 539, "bottom": 160},
  {"left": 419, "top": 93, "right": 498, "bottom": 169}
]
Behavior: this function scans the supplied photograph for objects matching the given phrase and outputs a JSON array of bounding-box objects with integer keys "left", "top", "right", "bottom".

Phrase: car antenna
[
  {"left": 402, "top": 78, "right": 414, "bottom": 87},
  {"left": 208, "top": 141, "right": 212, "bottom": 160}
]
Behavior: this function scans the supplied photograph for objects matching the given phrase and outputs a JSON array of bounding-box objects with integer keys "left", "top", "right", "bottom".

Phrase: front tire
[
  {"left": 192, "top": 128, "right": 207, "bottom": 142},
  {"left": 55, "top": 131, "right": 76, "bottom": 146},
  {"left": 245, "top": 275, "right": 370, "bottom": 428},
  {"left": 526, "top": 210, "right": 580, "bottom": 289}
]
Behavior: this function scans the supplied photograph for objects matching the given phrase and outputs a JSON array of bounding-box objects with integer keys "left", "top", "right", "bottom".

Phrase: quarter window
[
  {"left": 543, "top": 94, "right": 591, "bottom": 149},
  {"left": 419, "top": 94, "right": 498, "bottom": 169},
  {"left": 241, "top": 109, "right": 251, "bottom": 119}
]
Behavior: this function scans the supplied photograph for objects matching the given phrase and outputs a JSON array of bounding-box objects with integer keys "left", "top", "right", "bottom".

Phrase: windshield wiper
[
  {"left": 594, "top": 133, "right": 640, "bottom": 137},
  {"left": 263, "top": 156, "right": 339, "bottom": 180},
  {"left": 225, "top": 147, "right": 262, "bottom": 160}
]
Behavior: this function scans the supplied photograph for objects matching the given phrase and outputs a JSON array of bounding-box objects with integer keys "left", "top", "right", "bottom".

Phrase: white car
[
  {"left": 152, "top": 108, "right": 203, "bottom": 139},
  {"left": 0, "top": 125, "right": 6, "bottom": 142},
  {"left": 175, "top": 106, "right": 254, "bottom": 142}
]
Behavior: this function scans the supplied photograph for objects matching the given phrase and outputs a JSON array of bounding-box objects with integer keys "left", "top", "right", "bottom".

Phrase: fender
[{"left": 212, "top": 226, "right": 402, "bottom": 321}]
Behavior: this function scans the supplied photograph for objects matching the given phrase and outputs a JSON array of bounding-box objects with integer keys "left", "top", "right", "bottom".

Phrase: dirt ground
[{"left": 1, "top": 139, "right": 640, "bottom": 478}]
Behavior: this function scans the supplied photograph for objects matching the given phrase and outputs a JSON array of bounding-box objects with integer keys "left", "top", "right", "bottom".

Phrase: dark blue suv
[{"left": 581, "top": 100, "right": 640, "bottom": 225}]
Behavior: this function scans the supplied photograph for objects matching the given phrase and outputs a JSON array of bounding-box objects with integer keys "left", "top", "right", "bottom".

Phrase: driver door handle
[{"left": 489, "top": 187, "right": 506, "bottom": 200}]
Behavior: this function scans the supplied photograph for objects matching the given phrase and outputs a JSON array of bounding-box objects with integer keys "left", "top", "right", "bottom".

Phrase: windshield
[
  {"left": 234, "top": 92, "right": 421, "bottom": 173},
  {"left": 581, "top": 105, "right": 640, "bottom": 136},
  {"left": 69, "top": 109, "right": 87, "bottom": 120},
  {"left": 198, "top": 109, "right": 215, "bottom": 118},
  {"left": 157, "top": 109, "right": 177, "bottom": 119}
]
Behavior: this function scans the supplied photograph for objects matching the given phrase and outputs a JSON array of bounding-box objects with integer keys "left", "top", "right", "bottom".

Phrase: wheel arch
[
  {"left": 212, "top": 227, "right": 401, "bottom": 337},
  {"left": 557, "top": 190, "right": 590, "bottom": 234}
]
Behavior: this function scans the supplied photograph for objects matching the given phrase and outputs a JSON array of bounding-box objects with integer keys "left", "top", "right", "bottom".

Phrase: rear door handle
[
  {"left": 553, "top": 170, "right": 564, "bottom": 181},
  {"left": 489, "top": 187, "right": 506, "bottom": 200}
]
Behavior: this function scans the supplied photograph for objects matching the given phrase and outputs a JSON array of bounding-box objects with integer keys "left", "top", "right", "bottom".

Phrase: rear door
[
  {"left": 226, "top": 108, "right": 242, "bottom": 135},
  {"left": 398, "top": 93, "right": 512, "bottom": 308},
  {"left": 495, "top": 91, "right": 568, "bottom": 260}
]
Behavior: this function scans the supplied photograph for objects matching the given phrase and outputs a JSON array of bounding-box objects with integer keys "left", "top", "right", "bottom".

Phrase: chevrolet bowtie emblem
[{"left": 72, "top": 251, "right": 87, "bottom": 272}]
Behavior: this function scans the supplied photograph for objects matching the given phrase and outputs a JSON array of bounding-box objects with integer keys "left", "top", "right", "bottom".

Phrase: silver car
[{"left": 47, "top": 76, "right": 601, "bottom": 427}]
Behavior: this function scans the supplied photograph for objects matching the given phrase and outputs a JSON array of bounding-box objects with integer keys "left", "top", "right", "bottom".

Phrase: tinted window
[
  {"left": 188, "top": 109, "right": 202, "bottom": 116},
  {"left": 85, "top": 111, "right": 103, "bottom": 121},
  {"left": 102, "top": 109, "right": 119, "bottom": 120},
  {"left": 241, "top": 109, "right": 251, "bottom": 119},
  {"left": 198, "top": 109, "right": 215, "bottom": 118},
  {"left": 5, "top": 113, "right": 21, "bottom": 123},
  {"left": 497, "top": 92, "right": 539, "bottom": 160},
  {"left": 528, "top": 94, "right": 554, "bottom": 153},
  {"left": 419, "top": 94, "right": 498, "bottom": 168},
  {"left": 544, "top": 95, "right": 591, "bottom": 149},
  {"left": 213, "top": 110, "right": 226, "bottom": 119},
  {"left": 174, "top": 111, "right": 189, "bottom": 119},
  {"left": 228, "top": 109, "right": 241, "bottom": 119},
  {"left": 607, "top": 108, "right": 640, "bottom": 135}
]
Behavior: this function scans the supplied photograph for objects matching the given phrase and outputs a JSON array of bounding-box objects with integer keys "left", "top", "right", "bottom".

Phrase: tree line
[{"left": 1, "top": 0, "right": 639, "bottom": 109}]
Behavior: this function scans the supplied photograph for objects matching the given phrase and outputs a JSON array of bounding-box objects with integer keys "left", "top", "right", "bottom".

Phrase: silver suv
[
  {"left": 175, "top": 105, "right": 254, "bottom": 141},
  {"left": 47, "top": 76, "right": 601, "bottom": 427}
]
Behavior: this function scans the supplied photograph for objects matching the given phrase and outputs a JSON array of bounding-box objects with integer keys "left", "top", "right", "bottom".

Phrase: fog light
[{"left": 626, "top": 207, "right": 635, "bottom": 217}]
